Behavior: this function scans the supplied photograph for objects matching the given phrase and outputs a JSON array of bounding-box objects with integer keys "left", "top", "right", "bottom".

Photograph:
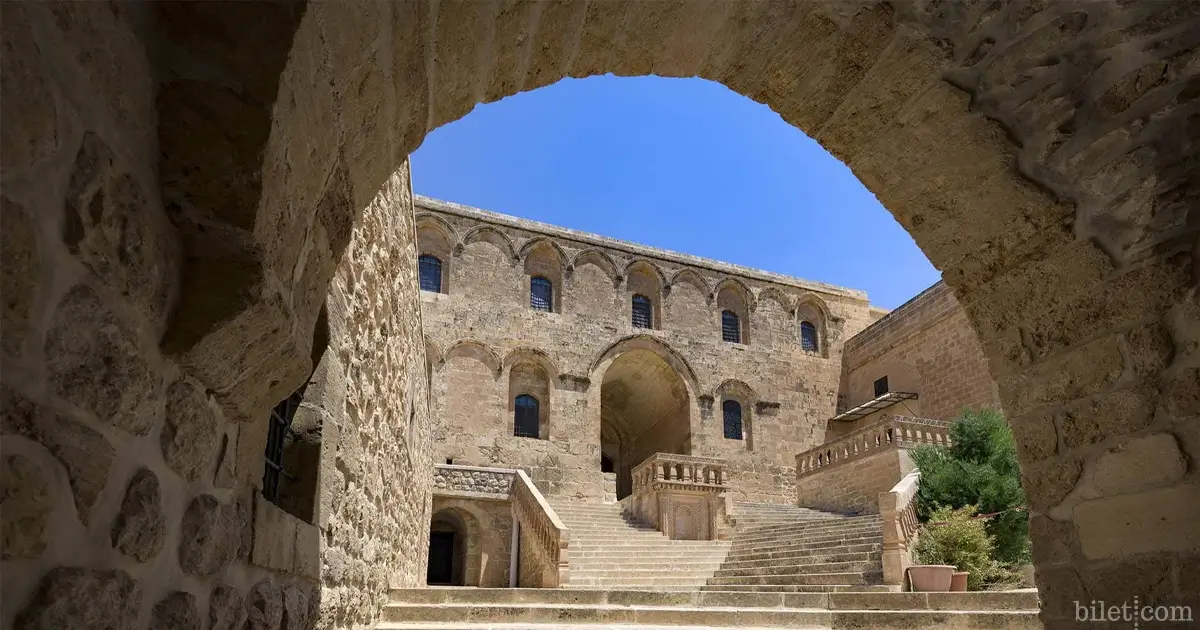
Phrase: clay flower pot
[
  {"left": 907, "top": 565, "right": 955, "bottom": 592},
  {"left": 950, "top": 571, "right": 969, "bottom": 592}
]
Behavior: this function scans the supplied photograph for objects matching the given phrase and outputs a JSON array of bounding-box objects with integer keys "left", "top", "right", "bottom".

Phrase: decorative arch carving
[
  {"left": 623, "top": 259, "right": 668, "bottom": 289},
  {"left": 668, "top": 268, "right": 710, "bottom": 299},
  {"left": 443, "top": 340, "right": 503, "bottom": 377},
  {"left": 424, "top": 336, "right": 444, "bottom": 368},
  {"left": 795, "top": 293, "right": 832, "bottom": 357},
  {"left": 415, "top": 212, "right": 460, "bottom": 248},
  {"left": 714, "top": 378, "right": 758, "bottom": 401},
  {"left": 712, "top": 277, "right": 757, "bottom": 312},
  {"left": 587, "top": 334, "right": 701, "bottom": 400},
  {"left": 502, "top": 347, "right": 560, "bottom": 381},
  {"left": 757, "top": 287, "right": 795, "bottom": 314},
  {"left": 460, "top": 225, "right": 519, "bottom": 262},
  {"left": 519, "top": 237, "right": 570, "bottom": 268},
  {"left": 570, "top": 249, "right": 621, "bottom": 286}
]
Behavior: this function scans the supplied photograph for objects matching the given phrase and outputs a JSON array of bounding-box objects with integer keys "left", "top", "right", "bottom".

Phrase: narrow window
[
  {"left": 418, "top": 255, "right": 443, "bottom": 293},
  {"left": 722, "top": 400, "right": 743, "bottom": 440},
  {"left": 514, "top": 394, "right": 540, "bottom": 438},
  {"left": 600, "top": 454, "right": 615, "bottom": 473},
  {"left": 800, "top": 321, "right": 819, "bottom": 353},
  {"left": 530, "top": 276, "right": 553, "bottom": 312},
  {"left": 721, "top": 310, "right": 741, "bottom": 343},
  {"left": 874, "top": 376, "right": 889, "bottom": 398},
  {"left": 631, "top": 294, "right": 653, "bottom": 329}
]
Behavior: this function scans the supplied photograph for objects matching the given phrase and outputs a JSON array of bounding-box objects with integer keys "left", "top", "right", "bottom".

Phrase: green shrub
[
  {"left": 914, "top": 505, "right": 994, "bottom": 591},
  {"left": 911, "top": 408, "right": 1030, "bottom": 565}
]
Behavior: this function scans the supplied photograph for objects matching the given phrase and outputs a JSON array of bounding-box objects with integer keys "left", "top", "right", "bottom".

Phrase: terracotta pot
[
  {"left": 950, "top": 571, "right": 969, "bottom": 592},
  {"left": 907, "top": 565, "right": 955, "bottom": 592}
]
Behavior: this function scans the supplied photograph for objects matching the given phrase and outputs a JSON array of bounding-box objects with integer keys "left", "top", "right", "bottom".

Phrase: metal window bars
[
  {"left": 263, "top": 388, "right": 304, "bottom": 503},
  {"left": 418, "top": 255, "right": 442, "bottom": 292},
  {"left": 721, "top": 310, "right": 740, "bottom": 343}
]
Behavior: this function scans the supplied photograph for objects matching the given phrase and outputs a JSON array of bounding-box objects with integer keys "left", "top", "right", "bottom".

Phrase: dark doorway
[
  {"left": 426, "top": 531, "right": 456, "bottom": 585},
  {"left": 600, "top": 454, "right": 614, "bottom": 473}
]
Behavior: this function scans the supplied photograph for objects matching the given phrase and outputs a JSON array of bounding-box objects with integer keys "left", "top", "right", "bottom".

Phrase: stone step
[
  {"left": 730, "top": 524, "right": 882, "bottom": 545},
  {"left": 707, "top": 571, "right": 872, "bottom": 586},
  {"left": 570, "top": 551, "right": 731, "bottom": 561},
  {"left": 570, "top": 568, "right": 727, "bottom": 578},
  {"left": 713, "top": 559, "right": 879, "bottom": 578},
  {"left": 378, "top": 603, "right": 1040, "bottom": 629},
  {"left": 737, "top": 517, "right": 882, "bottom": 536},
  {"left": 719, "top": 549, "right": 880, "bottom": 569},
  {"left": 387, "top": 587, "right": 1039, "bottom": 611},
  {"left": 729, "top": 534, "right": 882, "bottom": 552},
  {"left": 700, "top": 584, "right": 899, "bottom": 593},
  {"left": 570, "top": 561, "right": 726, "bottom": 571},
  {"left": 570, "top": 542, "right": 731, "bottom": 550},
  {"left": 566, "top": 578, "right": 714, "bottom": 588}
]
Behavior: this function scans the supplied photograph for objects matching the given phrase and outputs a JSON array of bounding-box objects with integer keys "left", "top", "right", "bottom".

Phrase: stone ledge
[{"left": 249, "top": 493, "right": 319, "bottom": 580}]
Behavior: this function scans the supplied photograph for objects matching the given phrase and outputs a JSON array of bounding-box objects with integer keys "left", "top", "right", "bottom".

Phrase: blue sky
[{"left": 410, "top": 75, "right": 939, "bottom": 310}]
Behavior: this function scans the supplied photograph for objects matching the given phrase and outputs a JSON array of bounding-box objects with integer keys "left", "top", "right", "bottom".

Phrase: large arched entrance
[
  {"left": 4, "top": 3, "right": 1196, "bottom": 629},
  {"left": 599, "top": 348, "right": 693, "bottom": 499}
]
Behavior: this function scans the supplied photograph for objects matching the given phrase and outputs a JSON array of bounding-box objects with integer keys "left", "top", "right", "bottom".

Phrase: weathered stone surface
[
  {"left": 251, "top": 493, "right": 296, "bottom": 572},
  {"left": 0, "top": 2, "right": 59, "bottom": 168},
  {"left": 1, "top": 198, "right": 39, "bottom": 358},
  {"left": 244, "top": 581, "right": 282, "bottom": 630},
  {"left": 110, "top": 467, "right": 165, "bottom": 562},
  {"left": 14, "top": 567, "right": 140, "bottom": 630},
  {"left": 213, "top": 427, "right": 238, "bottom": 489},
  {"left": 1087, "top": 433, "right": 1187, "bottom": 497},
  {"left": 178, "top": 493, "right": 250, "bottom": 576},
  {"left": 161, "top": 379, "right": 220, "bottom": 481},
  {"left": 1074, "top": 483, "right": 1200, "bottom": 560},
  {"left": 150, "top": 591, "right": 200, "bottom": 630},
  {"left": 1, "top": 385, "right": 114, "bottom": 524},
  {"left": 209, "top": 585, "right": 246, "bottom": 630},
  {"left": 1, "top": 454, "right": 54, "bottom": 559},
  {"left": 281, "top": 583, "right": 315, "bottom": 630},
  {"left": 43, "top": 284, "right": 158, "bottom": 435}
]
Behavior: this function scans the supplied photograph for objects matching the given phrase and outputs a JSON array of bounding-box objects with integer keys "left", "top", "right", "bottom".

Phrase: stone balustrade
[
  {"left": 510, "top": 469, "right": 570, "bottom": 587},
  {"left": 797, "top": 415, "right": 952, "bottom": 477},
  {"left": 631, "top": 452, "right": 729, "bottom": 491},
  {"left": 625, "top": 453, "right": 730, "bottom": 541},
  {"left": 879, "top": 469, "right": 922, "bottom": 586}
]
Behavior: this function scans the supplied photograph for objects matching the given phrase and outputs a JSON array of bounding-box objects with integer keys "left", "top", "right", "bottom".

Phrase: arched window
[
  {"left": 721, "top": 310, "right": 741, "bottom": 343},
  {"left": 722, "top": 400, "right": 743, "bottom": 440},
  {"left": 800, "top": 321, "right": 819, "bottom": 352},
  {"left": 530, "top": 276, "right": 553, "bottom": 312},
  {"left": 513, "top": 394, "right": 540, "bottom": 438},
  {"left": 418, "top": 254, "right": 443, "bottom": 293},
  {"left": 631, "top": 294, "right": 653, "bottom": 329}
]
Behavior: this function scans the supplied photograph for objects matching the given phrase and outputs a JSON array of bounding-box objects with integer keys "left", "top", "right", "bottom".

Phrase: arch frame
[
  {"left": 569, "top": 248, "right": 623, "bottom": 288},
  {"left": 443, "top": 339, "right": 504, "bottom": 378},
  {"left": 460, "top": 225, "right": 520, "bottom": 263}
]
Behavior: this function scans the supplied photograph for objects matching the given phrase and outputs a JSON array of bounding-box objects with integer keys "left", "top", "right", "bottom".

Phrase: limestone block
[
  {"left": 1, "top": 386, "right": 114, "bottom": 524},
  {"left": 179, "top": 493, "right": 248, "bottom": 576},
  {"left": 13, "top": 567, "right": 140, "bottom": 630},
  {"left": 44, "top": 284, "right": 159, "bottom": 435},
  {"left": 1074, "top": 483, "right": 1200, "bottom": 559},
  {"left": 244, "top": 581, "right": 282, "bottom": 630},
  {"left": 209, "top": 585, "right": 246, "bottom": 630},
  {"left": 150, "top": 591, "right": 200, "bottom": 630},
  {"left": 0, "top": 3, "right": 59, "bottom": 168},
  {"left": 294, "top": 521, "right": 320, "bottom": 580},
  {"left": 213, "top": 426, "right": 238, "bottom": 489},
  {"left": 1086, "top": 433, "right": 1186, "bottom": 497},
  {"left": 251, "top": 493, "right": 297, "bottom": 573},
  {"left": 161, "top": 379, "right": 221, "bottom": 481},
  {"left": 281, "top": 583, "right": 316, "bottom": 630},
  {"left": 110, "top": 467, "right": 165, "bottom": 562},
  {"left": 0, "top": 453, "right": 54, "bottom": 559}
]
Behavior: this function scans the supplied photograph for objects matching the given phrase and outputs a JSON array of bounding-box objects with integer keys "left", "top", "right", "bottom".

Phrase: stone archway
[
  {"left": 3, "top": 2, "right": 1197, "bottom": 629},
  {"left": 598, "top": 348, "right": 694, "bottom": 499}
]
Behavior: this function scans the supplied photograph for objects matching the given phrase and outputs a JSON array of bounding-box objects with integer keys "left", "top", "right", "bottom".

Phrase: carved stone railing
[
  {"left": 879, "top": 469, "right": 921, "bottom": 586},
  {"left": 510, "top": 469, "right": 569, "bottom": 587},
  {"left": 624, "top": 453, "right": 729, "bottom": 540},
  {"left": 433, "top": 464, "right": 515, "bottom": 499},
  {"left": 796, "top": 415, "right": 952, "bottom": 477}
]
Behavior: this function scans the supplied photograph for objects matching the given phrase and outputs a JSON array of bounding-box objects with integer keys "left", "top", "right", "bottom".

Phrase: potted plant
[{"left": 912, "top": 505, "right": 995, "bottom": 591}]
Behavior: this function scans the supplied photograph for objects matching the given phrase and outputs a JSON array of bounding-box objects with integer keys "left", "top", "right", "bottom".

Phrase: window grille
[
  {"left": 800, "top": 321, "right": 819, "bottom": 352},
  {"left": 631, "top": 294, "right": 653, "bottom": 329},
  {"left": 530, "top": 276, "right": 553, "bottom": 312},
  {"left": 721, "top": 310, "right": 741, "bottom": 343},
  {"left": 418, "top": 255, "right": 442, "bottom": 293},
  {"left": 874, "top": 376, "right": 889, "bottom": 398},
  {"left": 263, "top": 388, "right": 304, "bottom": 503},
  {"left": 514, "top": 394, "right": 540, "bottom": 438},
  {"left": 722, "top": 400, "right": 743, "bottom": 440}
]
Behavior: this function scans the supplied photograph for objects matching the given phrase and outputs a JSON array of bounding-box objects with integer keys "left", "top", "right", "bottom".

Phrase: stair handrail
[
  {"left": 796, "top": 415, "right": 952, "bottom": 477},
  {"left": 630, "top": 452, "right": 729, "bottom": 492},
  {"left": 879, "top": 469, "right": 921, "bottom": 586},
  {"left": 510, "top": 469, "right": 570, "bottom": 586}
]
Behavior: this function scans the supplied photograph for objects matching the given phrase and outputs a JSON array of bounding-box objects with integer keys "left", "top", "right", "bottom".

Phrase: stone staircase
[
  {"left": 378, "top": 587, "right": 1042, "bottom": 629},
  {"left": 704, "top": 502, "right": 889, "bottom": 593},
  {"left": 551, "top": 502, "right": 731, "bottom": 590}
]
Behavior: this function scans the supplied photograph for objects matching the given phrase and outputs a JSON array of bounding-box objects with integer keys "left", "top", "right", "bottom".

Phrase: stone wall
[
  {"left": 839, "top": 281, "right": 1001, "bottom": 421},
  {"left": 418, "top": 197, "right": 876, "bottom": 505},
  {"left": 433, "top": 465, "right": 516, "bottom": 499},
  {"left": 0, "top": 4, "right": 320, "bottom": 629},
  {"left": 306, "top": 164, "right": 431, "bottom": 628},
  {"left": 795, "top": 448, "right": 913, "bottom": 516},
  {"left": 430, "top": 497, "right": 513, "bottom": 588}
]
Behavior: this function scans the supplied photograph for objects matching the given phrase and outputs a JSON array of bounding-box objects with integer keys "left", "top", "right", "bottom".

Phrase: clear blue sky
[{"left": 410, "top": 75, "right": 939, "bottom": 310}]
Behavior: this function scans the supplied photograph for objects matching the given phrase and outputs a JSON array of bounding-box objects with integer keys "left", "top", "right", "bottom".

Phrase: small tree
[{"left": 911, "top": 408, "right": 1030, "bottom": 566}]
